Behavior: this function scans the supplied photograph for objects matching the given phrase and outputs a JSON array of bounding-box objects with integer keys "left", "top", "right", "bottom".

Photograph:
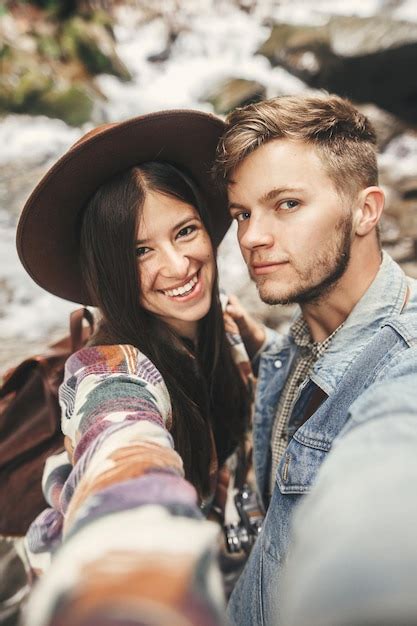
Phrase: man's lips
[{"left": 251, "top": 261, "right": 289, "bottom": 276}]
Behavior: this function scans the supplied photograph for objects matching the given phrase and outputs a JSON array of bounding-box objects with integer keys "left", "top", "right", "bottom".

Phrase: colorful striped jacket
[{"left": 24, "top": 332, "right": 251, "bottom": 626}]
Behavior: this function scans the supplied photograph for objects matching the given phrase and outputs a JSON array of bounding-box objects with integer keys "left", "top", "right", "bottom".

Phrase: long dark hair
[{"left": 79, "top": 162, "right": 249, "bottom": 497}]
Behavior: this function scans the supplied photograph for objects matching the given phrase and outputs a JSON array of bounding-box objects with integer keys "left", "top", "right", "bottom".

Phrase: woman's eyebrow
[
  {"left": 135, "top": 215, "right": 198, "bottom": 245},
  {"left": 172, "top": 215, "right": 199, "bottom": 231}
]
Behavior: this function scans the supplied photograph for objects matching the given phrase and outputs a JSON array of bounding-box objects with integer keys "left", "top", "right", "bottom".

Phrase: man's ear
[{"left": 353, "top": 186, "right": 385, "bottom": 236}]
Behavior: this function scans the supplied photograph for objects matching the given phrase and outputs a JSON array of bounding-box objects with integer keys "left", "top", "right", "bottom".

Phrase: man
[{"left": 214, "top": 93, "right": 417, "bottom": 625}]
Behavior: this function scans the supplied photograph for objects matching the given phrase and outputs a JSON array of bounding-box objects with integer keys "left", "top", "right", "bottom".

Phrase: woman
[{"left": 17, "top": 110, "right": 250, "bottom": 626}]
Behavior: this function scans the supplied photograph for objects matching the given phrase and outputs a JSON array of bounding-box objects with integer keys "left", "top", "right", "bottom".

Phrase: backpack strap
[{"left": 70, "top": 307, "right": 95, "bottom": 353}]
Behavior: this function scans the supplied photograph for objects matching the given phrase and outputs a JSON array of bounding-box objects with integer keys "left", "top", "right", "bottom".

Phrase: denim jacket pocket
[
  {"left": 261, "top": 435, "right": 330, "bottom": 564},
  {"left": 275, "top": 433, "right": 330, "bottom": 494}
]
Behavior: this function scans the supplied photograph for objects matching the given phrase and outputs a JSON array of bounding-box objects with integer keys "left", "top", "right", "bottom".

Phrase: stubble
[{"left": 256, "top": 212, "right": 353, "bottom": 306}]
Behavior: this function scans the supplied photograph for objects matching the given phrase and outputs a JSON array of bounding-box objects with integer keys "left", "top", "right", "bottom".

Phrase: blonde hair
[{"left": 214, "top": 93, "right": 378, "bottom": 197}]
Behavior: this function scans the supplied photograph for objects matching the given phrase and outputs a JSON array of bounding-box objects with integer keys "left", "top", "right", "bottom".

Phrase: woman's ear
[{"left": 353, "top": 186, "right": 385, "bottom": 236}]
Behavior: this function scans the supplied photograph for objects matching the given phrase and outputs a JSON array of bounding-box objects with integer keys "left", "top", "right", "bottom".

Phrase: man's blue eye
[
  {"left": 236, "top": 212, "right": 250, "bottom": 222},
  {"left": 281, "top": 200, "right": 299, "bottom": 210}
]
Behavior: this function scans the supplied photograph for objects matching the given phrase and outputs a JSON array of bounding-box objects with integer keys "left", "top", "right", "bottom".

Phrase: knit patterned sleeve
[{"left": 24, "top": 344, "right": 225, "bottom": 626}]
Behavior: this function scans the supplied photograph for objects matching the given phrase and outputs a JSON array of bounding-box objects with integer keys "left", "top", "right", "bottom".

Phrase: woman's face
[{"left": 136, "top": 189, "right": 216, "bottom": 340}]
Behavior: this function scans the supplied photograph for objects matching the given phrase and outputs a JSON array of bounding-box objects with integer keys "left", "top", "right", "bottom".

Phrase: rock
[
  {"left": 376, "top": 178, "right": 411, "bottom": 258},
  {"left": 0, "top": 41, "right": 94, "bottom": 125},
  {"left": 257, "top": 22, "right": 330, "bottom": 76},
  {"left": 382, "top": 167, "right": 416, "bottom": 197},
  {"left": 259, "top": 16, "right": 417, "bottom": 66},
  {"left": 0, "top": 8, "right": 132, "bottom": 125},
  {"left": 384, "top": 176, "right": 417, "bottom": 212},
  {"left": 35, "top": 83, "right": 94, "bottom": 126},
  {"left": 380, "top": 184, "right": 402, "bottom": 220},
  {"left": 257, "top": 17, "right": 417, "bottom": 125},
  {"left": 203, "top": 78, "right": 266, "bottom": 115},
  {"left": 318, "top": 44, "right": 417, "bottom": 126},
  {"left": 400, "top": 260, "right": 417, "bottom": 278},
  {"left": 0, "top": 50, "right": 52, "bottom": 112},
  {"left": 379, "top": 213, "right": 401, "bottom": 245},
  {"left": 61, "top": 16, "right": 131, "bottom": 81},
  {"left": 36, "top": 33, "right": 61, "bottom": 59},
  {"left": 381, "top": 176, "right": 417, "bottom": 260},
  {"left": 147, "top": 30, "right": 178, "bottom": 63},
  {"left": 328, "top": 15, "right": 417, "bottom": 57},
  {"left": 396, "top": 202, "right": 417, "bottom": 239},
  {"left": 356, "top": 104, "right": 405, "bottom": 150},
  {"left": 384, "top": 238, "right": 416, "bottom": 264},
  {"left": 399, "top": 177, "right": 417, "bottom": 202},
  {"left": 379, "top": 132, "right": 417, "bottom": 191}
]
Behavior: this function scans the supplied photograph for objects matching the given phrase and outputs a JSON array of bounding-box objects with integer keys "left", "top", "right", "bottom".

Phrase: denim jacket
[
  {"left": 228, "top": 252, "right": 417, "bottom": 626},
  {"left": 280, "top": 369, "right": 417, "bottom": 626}
]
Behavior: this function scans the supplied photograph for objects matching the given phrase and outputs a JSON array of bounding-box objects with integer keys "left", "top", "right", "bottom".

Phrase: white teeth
[{"left": 163, "top": 274, "right": 198, "bottom": 297}]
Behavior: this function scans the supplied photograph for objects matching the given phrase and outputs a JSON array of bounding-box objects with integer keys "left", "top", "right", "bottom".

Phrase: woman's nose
[{"left": 161, "top": 247, "right": 190, "bottom": 277}]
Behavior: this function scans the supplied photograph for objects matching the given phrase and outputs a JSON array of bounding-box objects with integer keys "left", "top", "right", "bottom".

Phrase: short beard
[{"left": 260, "top": 213, "right": 353, "bottom": 306}]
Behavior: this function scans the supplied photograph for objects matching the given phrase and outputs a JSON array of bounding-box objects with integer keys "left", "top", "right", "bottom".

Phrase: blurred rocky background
[{"left": 1, "top": 0, "right": 417, "bottom": 373}]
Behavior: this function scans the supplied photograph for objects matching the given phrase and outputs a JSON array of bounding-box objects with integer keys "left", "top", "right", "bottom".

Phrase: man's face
[{"left": 228, "top": 139, "right": 355, "bottom": 305}]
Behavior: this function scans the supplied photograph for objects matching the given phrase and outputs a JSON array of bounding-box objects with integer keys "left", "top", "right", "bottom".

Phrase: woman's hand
[{"left": 224, "top": 294, "right": 266, "bottom": 360}]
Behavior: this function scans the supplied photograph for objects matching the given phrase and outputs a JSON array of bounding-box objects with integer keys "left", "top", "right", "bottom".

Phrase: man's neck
[{"left": 301, "top": 246, "right": 382, "bottom": 343}]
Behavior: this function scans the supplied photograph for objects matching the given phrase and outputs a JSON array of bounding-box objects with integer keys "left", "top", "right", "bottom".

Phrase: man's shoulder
[
  {"left": 383, "top": 310, "right": 417, "bottom": 344},
  {"left": 381, "top": 272, "right": 417, "bottom": 341},
  {"left": 405, "top": 272, "right": 417, "bottom": 308}
]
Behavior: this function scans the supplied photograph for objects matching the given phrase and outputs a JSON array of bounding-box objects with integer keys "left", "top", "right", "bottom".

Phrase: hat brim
[{"left": 17, "top": 110, "right": 229, "bottom": 305}]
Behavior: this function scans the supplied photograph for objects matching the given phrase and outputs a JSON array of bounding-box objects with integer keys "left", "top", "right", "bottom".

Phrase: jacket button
[{"left": 274, "top": 359, "right": 282, "bottom": 369}]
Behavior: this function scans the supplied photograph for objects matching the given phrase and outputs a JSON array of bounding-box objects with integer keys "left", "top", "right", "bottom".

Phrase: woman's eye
[
  {"left": 135, "top": 246, "right": 151, "bottom": 258},
  {"left": 177, "top": 225, "right": 196, "bottom": 238},
  {"left": 279, "top": 200, "right": 299, "bottom": 210},
  {"left": 235, "top": 211, "right": 250, "bottom": 223}
]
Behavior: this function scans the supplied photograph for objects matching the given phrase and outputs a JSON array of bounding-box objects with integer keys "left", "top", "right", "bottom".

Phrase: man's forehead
[
  {"left": 229, "top": 138, "right": 322, "bottom": 175},
  {"left": 228, "top": 179, "right": 308, "bottom": 205},
  {"left": 226, "top": 141, "right": 332, "bottom": 203}
]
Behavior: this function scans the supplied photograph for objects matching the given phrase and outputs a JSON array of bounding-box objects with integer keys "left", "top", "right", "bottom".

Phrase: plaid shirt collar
[{"left": 290, "top": 316, "right": 343, "bottom": 357}]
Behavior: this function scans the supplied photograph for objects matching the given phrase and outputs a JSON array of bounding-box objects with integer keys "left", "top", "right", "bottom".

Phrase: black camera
[{"left": 224, "top": 484, "right": 264, "bottom": 554}]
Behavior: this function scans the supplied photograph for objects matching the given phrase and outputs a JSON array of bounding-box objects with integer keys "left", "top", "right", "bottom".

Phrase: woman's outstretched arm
[{"left": 25, "top": 344, "right": 225, "bottom": 626}]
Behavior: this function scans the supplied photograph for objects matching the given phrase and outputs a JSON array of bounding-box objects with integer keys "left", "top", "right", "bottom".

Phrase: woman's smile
[
  {"left": 159, "top": 270, "right": 200, "bottom": 299},
  {"left": 137, "top": 190, "right": 215, "bottom": 339},
  {"left": 155, "top": 267, "right": 210, "bottom": 309}
]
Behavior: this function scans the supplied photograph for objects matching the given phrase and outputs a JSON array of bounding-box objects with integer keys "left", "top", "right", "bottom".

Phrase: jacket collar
[
  {"left": 311, "top": 252, "right": 407, "bottom": 395},
  {"left": 310, "top": 252, "right": 408, "bottom": 395}
]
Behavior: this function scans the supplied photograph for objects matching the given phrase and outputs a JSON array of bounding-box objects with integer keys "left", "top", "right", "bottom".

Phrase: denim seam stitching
[
  {"left": 365, "top": 343, "right": 406, "bottom": 387},
  {"left": 383, "top": 319, "right": 417, "bottom": 346},
  {"left": 276, "top": 478, "right": 311, "bottom": 493},
  {"left": 292, "top": 432, "right": 331, "bottom": 451},
  {"left": 259, "top": 541, "right": 265, "bottom": 626}
]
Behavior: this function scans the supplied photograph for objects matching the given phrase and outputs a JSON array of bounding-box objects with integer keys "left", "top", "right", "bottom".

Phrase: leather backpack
[{"left": 0, "top": 308, "right": 94, "bottom": 536}]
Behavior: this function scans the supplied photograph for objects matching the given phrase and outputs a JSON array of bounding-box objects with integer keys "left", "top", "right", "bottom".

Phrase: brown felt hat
[{"left": 17, "top": 109, "right": 229, "bottom": 305}]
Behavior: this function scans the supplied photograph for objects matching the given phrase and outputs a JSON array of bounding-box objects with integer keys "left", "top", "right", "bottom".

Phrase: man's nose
[{"left": 239, "top": 214, "right": 274, "bottom": 251}]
